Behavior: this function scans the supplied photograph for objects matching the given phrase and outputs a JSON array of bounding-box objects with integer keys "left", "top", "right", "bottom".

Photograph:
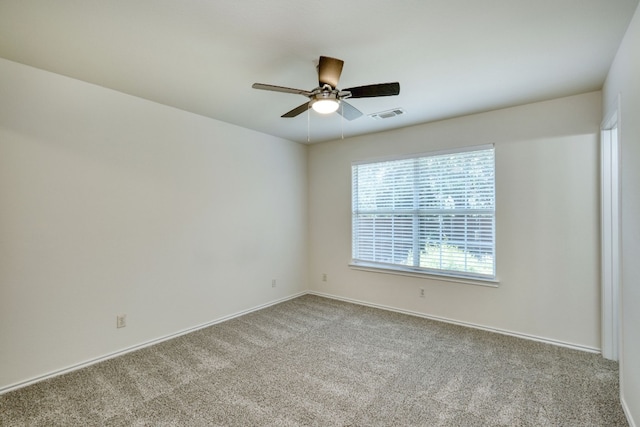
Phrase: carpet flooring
[{"left": 0, "top": 294, "right": 628, "bottom": 426}]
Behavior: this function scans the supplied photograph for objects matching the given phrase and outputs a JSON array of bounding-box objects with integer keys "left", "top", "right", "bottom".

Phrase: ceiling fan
[{"left": 252, "top": 56, "right": 400, "bottom": 120}]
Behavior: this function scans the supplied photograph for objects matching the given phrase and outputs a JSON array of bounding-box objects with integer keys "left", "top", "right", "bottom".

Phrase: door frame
[{"left": 601, "top": 96, "right": 621, "bottom": 361}]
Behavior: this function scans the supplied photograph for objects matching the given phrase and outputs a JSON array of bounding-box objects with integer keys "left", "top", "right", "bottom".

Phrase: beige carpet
[{"left": 0, "top": 295, "right": 627, "bottom": 426}]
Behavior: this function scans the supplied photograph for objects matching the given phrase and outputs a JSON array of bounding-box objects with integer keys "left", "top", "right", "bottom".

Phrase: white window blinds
[{"left": 352, "top": 146, "right": 495, "bottom": 279}]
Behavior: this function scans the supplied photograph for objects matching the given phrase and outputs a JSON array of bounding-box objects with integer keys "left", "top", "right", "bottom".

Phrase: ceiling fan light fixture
[{"left": 311, "top": 98, "right": 339, "bottom": 114}]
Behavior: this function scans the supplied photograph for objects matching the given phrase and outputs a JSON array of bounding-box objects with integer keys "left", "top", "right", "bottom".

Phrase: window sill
[{"left": 348, "top": 262, "right": 499, "bottom": 288}]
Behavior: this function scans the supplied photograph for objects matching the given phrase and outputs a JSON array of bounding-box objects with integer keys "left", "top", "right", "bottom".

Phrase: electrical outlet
[
  {"left": 419, "top": 288, "right": 425, "bottom": 298},
  {"left": 272, "top": 279, "right": 276, "bottom": 288},
  {"left": 322, "top": 273, "right": 327, "bottom": 282},
  {"left": 116, "top": 314, "right": 126, "bottom": 328}
]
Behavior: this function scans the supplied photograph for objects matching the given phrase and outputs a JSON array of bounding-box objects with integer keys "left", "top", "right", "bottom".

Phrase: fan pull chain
[
  {"left": 341, "top": 102, "right": 344, "bottom": 139},
  {"left": 307, "top": 104, "right": 310, "bottom": 143}
]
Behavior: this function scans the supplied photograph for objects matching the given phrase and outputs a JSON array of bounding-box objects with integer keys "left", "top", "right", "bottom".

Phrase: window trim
[
  {"left": 348, "top": 261, "right": 500, "bottom": 287},
  {"left": 351, "top": 144, "right": 495, "bottom": 166},
  {"left": 351, "top": 144, "right": 496, "bottom": 282}
]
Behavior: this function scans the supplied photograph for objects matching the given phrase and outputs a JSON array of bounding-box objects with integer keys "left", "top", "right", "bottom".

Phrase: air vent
[{"left": 368, "top": 108, "right": 406, "bottom": 120}]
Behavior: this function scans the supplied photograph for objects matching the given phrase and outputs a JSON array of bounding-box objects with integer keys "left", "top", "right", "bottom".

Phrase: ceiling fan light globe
[{"left": 311, "top": 99, "right": 339, "bottom": 114}]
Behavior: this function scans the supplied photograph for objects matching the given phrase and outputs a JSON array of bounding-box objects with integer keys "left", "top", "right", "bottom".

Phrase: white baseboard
[
  {"left": 0, "top": 292, "right": 306, "bottom": 396},
  {"left": 308, "top": 291, "right": 601, "bottom": 354},
  {"left": 0, "top": 289, "right": 605, "bottom": 396},
  {"left": 621, "top": 393, "right": 637, "bottom": 427}
]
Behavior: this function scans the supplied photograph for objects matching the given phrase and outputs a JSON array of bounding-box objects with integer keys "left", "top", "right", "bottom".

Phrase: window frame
[{"left": 350, "top": 144, "right": 497, "bottom": 285}]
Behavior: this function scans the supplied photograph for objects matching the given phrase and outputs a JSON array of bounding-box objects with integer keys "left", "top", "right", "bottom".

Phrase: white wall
[
  {"left": 0, "top": 58, "right": 308, "bottom": 391},
  {"left": 603, "top": 3, "right": 640, "bottom": 425},
  {"left": 309, "top": 92, "right": 602, "bottom": 350}
]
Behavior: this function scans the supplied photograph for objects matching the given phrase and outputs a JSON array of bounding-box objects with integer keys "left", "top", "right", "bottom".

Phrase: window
[{"left": 351, "top": 145, "right": 495, "bottom": 281}]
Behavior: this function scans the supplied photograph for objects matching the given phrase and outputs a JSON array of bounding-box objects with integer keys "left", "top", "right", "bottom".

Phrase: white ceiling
[{"left": 0, "top": 0, "right": 637, "bottom": 143}]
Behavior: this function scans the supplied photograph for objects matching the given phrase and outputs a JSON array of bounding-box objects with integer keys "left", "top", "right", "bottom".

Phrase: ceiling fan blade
[
  {"left": 337, "top": 101, "right": 363, "bottom": 121},
  {"left": 318, "top": 56, "right": 344, "bottom": 89},
  {"left": 343, "top": 82, "right": 400, "bottom": 98},
  {"left": 281, "top": 102, "right": 311, "bottom": 118},
  {"left": 252, "top": 83, "right": 313, "bottom": 97}
]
